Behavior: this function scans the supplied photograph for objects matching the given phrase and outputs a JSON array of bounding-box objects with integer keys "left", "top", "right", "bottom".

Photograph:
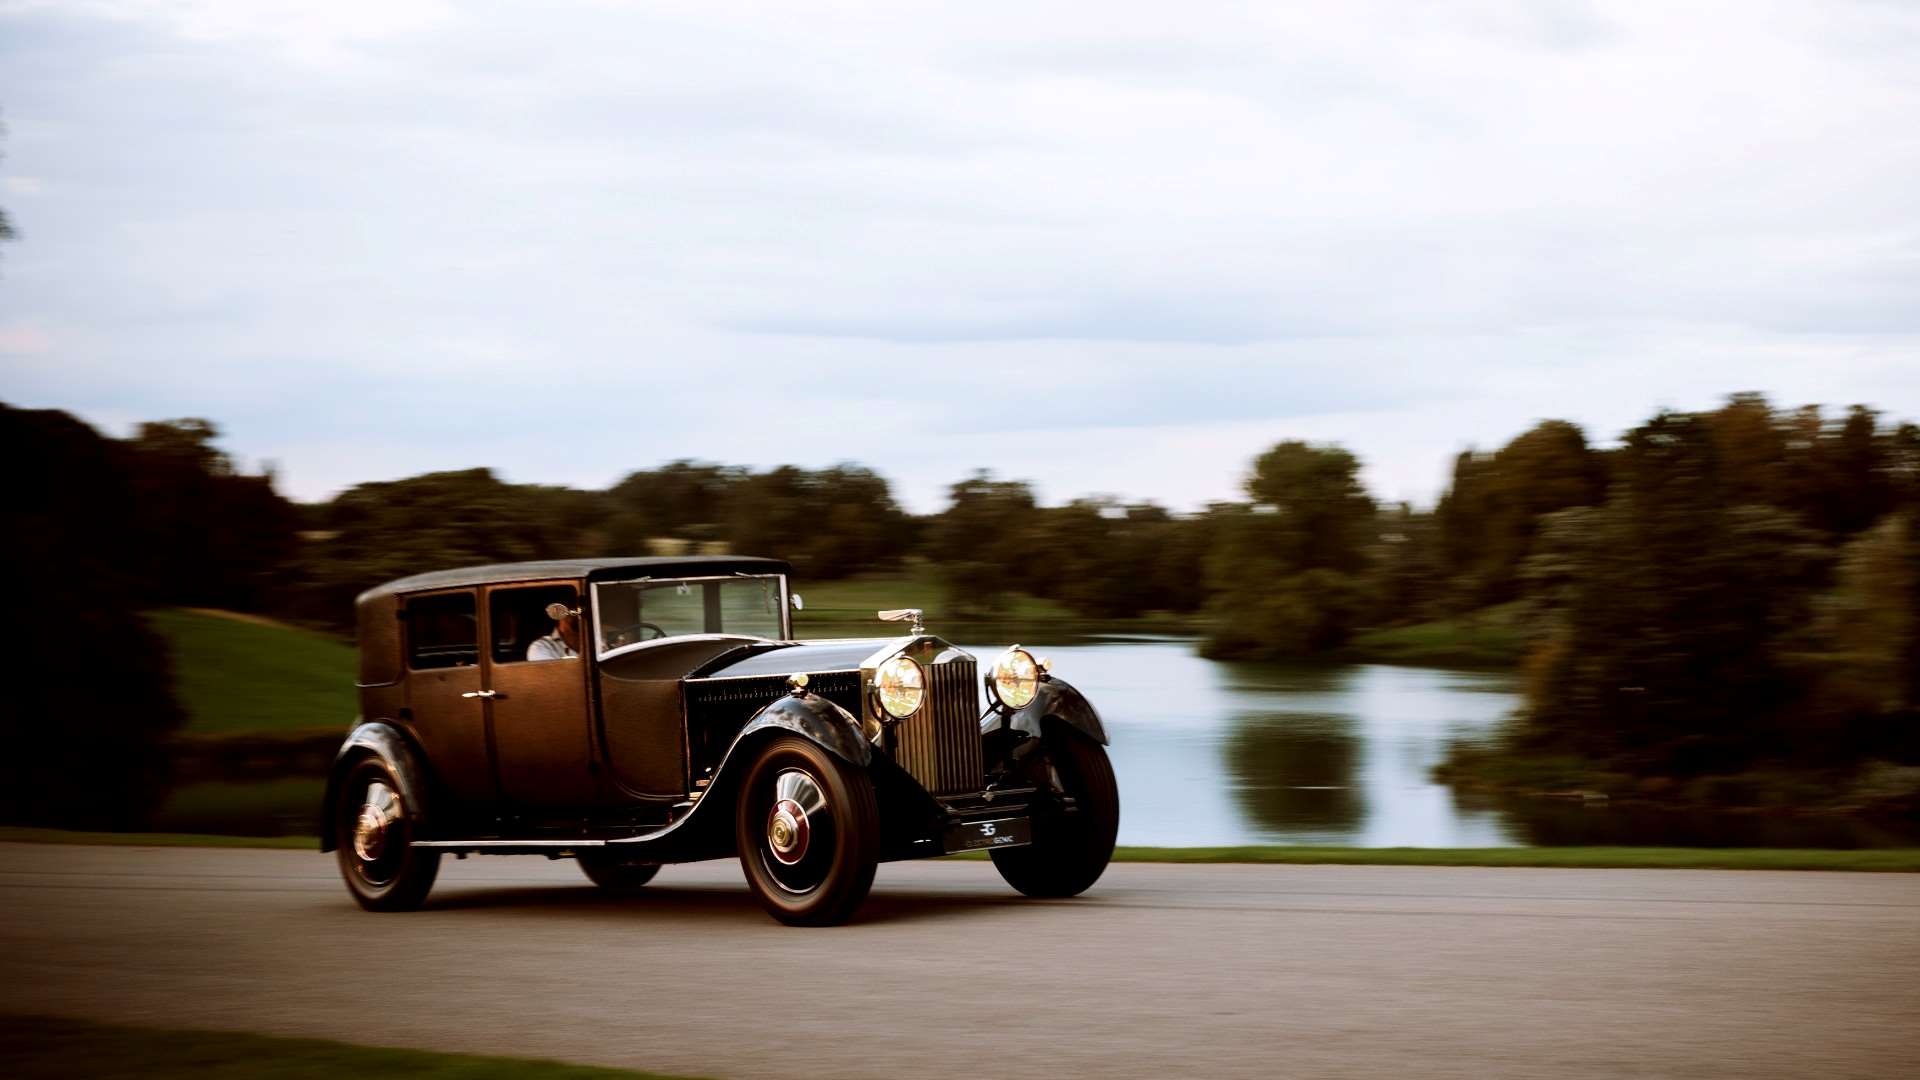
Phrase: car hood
[{"left": 691, "top": 638, "right": 900, "bottom": 680}]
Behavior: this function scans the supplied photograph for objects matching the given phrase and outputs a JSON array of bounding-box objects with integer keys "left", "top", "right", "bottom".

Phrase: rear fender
[{"left": 319, "top": 721, "right": 430, "bottom": 852}]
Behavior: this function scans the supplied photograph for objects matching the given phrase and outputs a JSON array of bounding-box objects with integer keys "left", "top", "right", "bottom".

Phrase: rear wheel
[
  {"left": 577, "top": 851, "right": 661, "bottom": 892},
  {"left": 735, "top": 736, "right": 879, "bottom": 926},
  {"left": 991, "top": 734, "right": 1119, "bottom": 898},
  {"left": 334, "top": 757, "right": 440, "bottom": 911}
]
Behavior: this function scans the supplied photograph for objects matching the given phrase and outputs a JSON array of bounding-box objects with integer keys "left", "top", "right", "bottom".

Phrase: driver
[{"left": 527, "top": 605, "right": 580, "bottom": 661}]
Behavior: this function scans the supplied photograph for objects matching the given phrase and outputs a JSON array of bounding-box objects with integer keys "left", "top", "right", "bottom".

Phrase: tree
[
  {"left": 1519, "top": 412, "right": 1831, "bottom": 776},
  {"left": 1201, "top": 442, "right": 1376, "bottom": 658},
  {"left": 725, "top": 464, "right": 911, "bottom": 579},
  {"left": 606, "top": 460, "right": 743, "bottom": 544},
  {"left": 288, "top": 468, "right": 587, "bottom": 628},
  {"left": 1, "top": 111, "right": 15, "bottom": 251},
  {"left": 0, "top": 405, "right": 184, "bottom": 827},
  {"left": 124, "top": 419, "right": 300, "bottom": 611},
  {"left": 925, "top": 472, "right": 1037, "bottom": 616},
  {"left": 1366, "top": 503, "right": 1446, "bottom": 626},
  {"left": 1434, "top": 420, "right": 1605, "bottom": 609},
  {"left": 1243, "top": 441, "right": 1374, "bottom": 574}
]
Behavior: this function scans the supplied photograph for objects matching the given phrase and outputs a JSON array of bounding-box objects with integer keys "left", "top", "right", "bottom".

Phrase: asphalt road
[{"left": 2, "top": 843, "right": 1916, "bottom": 1079}]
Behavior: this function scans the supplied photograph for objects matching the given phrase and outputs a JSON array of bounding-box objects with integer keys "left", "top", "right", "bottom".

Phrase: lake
[{"left": 971, "top": 637, "right": 1919, "bottom": 849}]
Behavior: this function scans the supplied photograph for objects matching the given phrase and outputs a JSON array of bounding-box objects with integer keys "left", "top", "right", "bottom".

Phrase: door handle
[{"left": 461, "top": 690, "right": 499, "bottom": 699}]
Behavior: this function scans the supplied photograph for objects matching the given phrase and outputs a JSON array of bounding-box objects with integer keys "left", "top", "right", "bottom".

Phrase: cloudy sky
[{"left": 1, "top": 1, "right": 1916, "bottom": 511}]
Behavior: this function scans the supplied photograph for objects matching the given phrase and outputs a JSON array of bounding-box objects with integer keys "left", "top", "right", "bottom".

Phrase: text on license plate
[{"left": 945, "top": 816, "right": 1032, "bottom": 853}]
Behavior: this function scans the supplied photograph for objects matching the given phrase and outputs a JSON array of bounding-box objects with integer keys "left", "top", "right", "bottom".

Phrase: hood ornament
[{"left": 877, "top": 608, "right": 925, "bottom": 635}]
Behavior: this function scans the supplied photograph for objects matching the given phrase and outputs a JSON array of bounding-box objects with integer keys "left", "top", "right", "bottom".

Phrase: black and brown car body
[{"left": 322, "top": 556, "right": 1119, "bottom": 925}]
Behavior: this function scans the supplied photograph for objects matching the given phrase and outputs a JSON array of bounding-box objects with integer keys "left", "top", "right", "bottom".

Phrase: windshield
[{"left": 591, "top": 574, "right": 786, "bottom": 653}]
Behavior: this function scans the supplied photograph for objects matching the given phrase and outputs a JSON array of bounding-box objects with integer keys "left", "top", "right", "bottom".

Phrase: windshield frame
[{"left": 589, "top": 573, "right": 791, "bottom": 660}]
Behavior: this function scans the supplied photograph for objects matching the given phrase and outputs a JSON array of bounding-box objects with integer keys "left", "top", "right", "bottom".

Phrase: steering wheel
[{"left": 603, "top": 621, "right": 669, "bottom": 648}]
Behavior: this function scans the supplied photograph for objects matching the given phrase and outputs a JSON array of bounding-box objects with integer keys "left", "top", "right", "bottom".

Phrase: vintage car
[{"left": 322, "top": 556, "right": 1118, "bottom": 925}]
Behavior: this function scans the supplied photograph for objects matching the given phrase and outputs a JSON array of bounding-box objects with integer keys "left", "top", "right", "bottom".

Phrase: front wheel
[
  {"left": 991, "top": 734, "right": 1119, "bottom": 898},
  {"left": 735, "top": 736, "right": 879, "bottom": 926},
  {"left": 334, "top": 757, "right": 440, "bottom": 911}
]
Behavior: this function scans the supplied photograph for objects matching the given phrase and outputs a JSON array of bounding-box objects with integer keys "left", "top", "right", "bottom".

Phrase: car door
[
  {"left": 482, "top": 581, "right": 596, "bottom": 811},
  {"left": 402, "top": 588, "right": 496, "bottom": 806}
]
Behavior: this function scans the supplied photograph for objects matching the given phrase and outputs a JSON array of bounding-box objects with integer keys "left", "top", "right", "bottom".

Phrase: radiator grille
[
  {"left": 895, "top": 658, "right": 983, "bottom": 796},
  {"left": 683, "top": 671, "right": 863, "bottom": 769}
]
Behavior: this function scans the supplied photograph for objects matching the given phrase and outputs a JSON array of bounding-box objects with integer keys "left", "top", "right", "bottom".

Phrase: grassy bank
[
  {"left": 145, "top": 609, "right": 357, "bottom": 734},
  {"left": 794, "top": 561, "right": 1202, "bottom": 640},
  {"left": 151, "top": 777, "right": 325, "bottom": 837},
  {"left": 0, "top": 1015, "right": 698, "bottom": 1079},
  {"left": 1343, "top": 603, "right": 1527, "bottom": 668},
  {"left": 1100, "top": 845, "right": 1920, "bottom": 871},
  {"left": 0, "top": 828, "right": 316, "bottom": 849},
  {"left": 6, "top": 828, "right": 1916, "bottom": 870}
]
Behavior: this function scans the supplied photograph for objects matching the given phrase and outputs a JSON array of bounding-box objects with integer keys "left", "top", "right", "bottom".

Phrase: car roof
[{"left": 358, "top": 556, "right": 793, "bottom": 603}]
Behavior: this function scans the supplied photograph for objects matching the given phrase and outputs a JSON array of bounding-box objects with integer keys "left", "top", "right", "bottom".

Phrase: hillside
[{"left": 145, "top": 609, "right": 357, "bottom": 735}]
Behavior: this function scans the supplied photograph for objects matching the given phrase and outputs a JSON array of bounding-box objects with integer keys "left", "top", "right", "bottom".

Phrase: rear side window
[{"left": 407, "top": 592, "right": 478, "bottom": 670}]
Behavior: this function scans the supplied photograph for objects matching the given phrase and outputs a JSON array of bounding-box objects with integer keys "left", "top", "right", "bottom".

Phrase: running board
[{"left": 412, "top": 839, "right": 607, "bottom": 852}]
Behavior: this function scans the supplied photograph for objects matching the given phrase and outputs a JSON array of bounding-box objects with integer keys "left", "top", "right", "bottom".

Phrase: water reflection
[
  {"left": 967, "top": 639, "right": 1523, "bottom": 847},
  {"left": 965, "top": 637, "right": 1919, "bottom": 848},
  {"left": 1225, "top": 713, "right": 1362, "bottom": 838}
]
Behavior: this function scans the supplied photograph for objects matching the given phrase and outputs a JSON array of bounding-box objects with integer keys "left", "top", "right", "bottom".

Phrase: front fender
[
  {"left": 996, "top": 674, "right": 1109, "bottom": 745},
  {"left": 603, "top": 692, "right": 871, "bottom": 863},
  {"left": 733, "top": 692, "right": 872, "bottom": 767},
  {"left": 318, "top": 720, "right": 430, "bottom": 852}
]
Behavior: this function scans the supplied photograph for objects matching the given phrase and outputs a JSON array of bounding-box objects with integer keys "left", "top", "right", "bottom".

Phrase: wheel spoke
[
  {"left": 773, "top": 770, "right": 826, "bottom": 816},
  {"left": 763, "top": 768, "right": 832, "bottom": 892}
]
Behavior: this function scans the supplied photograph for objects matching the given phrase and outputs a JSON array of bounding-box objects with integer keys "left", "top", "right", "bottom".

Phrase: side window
[
  {"left": 407, "top": 592, "right": 478, "bottom": 670},
  {"left": 491, "top": 584, "right": 581, "bottom": 663}
]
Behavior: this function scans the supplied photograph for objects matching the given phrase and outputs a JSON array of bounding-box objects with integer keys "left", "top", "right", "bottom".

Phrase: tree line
[{"left": 5, "top": 391, "right": 1919, "bottom": 824}]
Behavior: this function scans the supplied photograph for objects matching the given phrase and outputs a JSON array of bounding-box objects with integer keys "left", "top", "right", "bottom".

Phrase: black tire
[
  {"left": 334, "top": 757, "right": 440, "bottom": 912},
  {"left": 735, "top": 736, "right": 879, "bottom": 926},
  {"left": 991, "top": 734, "right": 1119, "bottom": 898},
  {"left": 577, "top": 851, "right": 661, "bottom": 892}
]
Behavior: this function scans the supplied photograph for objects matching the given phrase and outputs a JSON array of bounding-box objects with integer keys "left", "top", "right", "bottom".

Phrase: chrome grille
[{"left": 894, "top": 658, "right": 983, "bottom": 796}]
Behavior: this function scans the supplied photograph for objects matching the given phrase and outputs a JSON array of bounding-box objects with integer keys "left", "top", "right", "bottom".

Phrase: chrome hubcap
[
  {"left": 768, "top": 800, "right": 807, "bottom": 864},
  {"left": 353, "top": 781, "right": 400, "bottom": 863},
  {"left": 764, "top": 769, "right": 825, "bottom": 878}
]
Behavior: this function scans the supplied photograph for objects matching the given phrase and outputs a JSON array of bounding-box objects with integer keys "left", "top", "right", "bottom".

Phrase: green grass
[
  {"left": 1345, "top": 603, "right": 1528, "bottom": 668},
  {"left": 145, "top": 609, "right": 357, "bottom": 734},
  {"left": 150, "top": 777, "right": 326, "bottom": 837},
  {"left": 1100, "top": 846, "right": 1920, "bottom": 871},
  {"left": 945, "top": 845, "right": 1920, "bottom": 871},
  {"left": 0, "top": 1015, "right": 701, "bottom": 1079},
  {"left": 6, "top": 828, "right": 1916, "bottom": 871},
  {"left": 0, "top": 827, "right": 316, "bottom": 849},
  {"left": 794, "top": 560, "right": 1201, "bottom": 639}
]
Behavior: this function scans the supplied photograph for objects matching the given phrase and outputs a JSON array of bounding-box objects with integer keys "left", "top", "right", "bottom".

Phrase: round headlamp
[
  {"left": 991, "top": 647, "right": 1041, "bottom": 710},
  {"left": 874, "top": 655, "right": 925, "bottom": 719}
]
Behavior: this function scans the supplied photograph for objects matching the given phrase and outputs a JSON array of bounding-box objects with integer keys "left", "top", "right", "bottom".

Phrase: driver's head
[{"left": 544, "top": 601, "right": 580, "bottom": 649}]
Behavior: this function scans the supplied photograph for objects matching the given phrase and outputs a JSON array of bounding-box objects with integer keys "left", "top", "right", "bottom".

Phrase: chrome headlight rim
[
  {"left": 989, "top": 646, "right": 1041, "bottom": 711},
  {"left": 874, "top": 654, "right": 926, "bottom": 719}
]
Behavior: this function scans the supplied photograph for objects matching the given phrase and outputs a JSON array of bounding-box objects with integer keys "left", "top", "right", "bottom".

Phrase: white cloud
[{"left": 0, "top": 0, "right": 1917, "bottom": 510}]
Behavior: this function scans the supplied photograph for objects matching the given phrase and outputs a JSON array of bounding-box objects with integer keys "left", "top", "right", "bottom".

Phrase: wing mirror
[
  {"left": 545, "top": 602, "right": 578, "bottom": 620},
  {"left": 790, "top": 594, "right": 805, "bottom": 611}
]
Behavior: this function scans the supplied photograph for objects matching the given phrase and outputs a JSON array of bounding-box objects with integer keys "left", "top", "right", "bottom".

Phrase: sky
[{"left": 1, "top": 0, "right": 1917, "bottom": 512}]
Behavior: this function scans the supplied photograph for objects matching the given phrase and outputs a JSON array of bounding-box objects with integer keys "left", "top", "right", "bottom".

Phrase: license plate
[{"left": 944, "top": 816, "right": 1032, "bottom": 853}]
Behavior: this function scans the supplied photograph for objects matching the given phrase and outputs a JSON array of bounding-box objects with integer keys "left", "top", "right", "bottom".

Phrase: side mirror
[
  {"left": 790, "top": 594, "right": 805, "bottom": 611},
  {"left": 545, "top": 602, "right": 575, "bottom": 620}
]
